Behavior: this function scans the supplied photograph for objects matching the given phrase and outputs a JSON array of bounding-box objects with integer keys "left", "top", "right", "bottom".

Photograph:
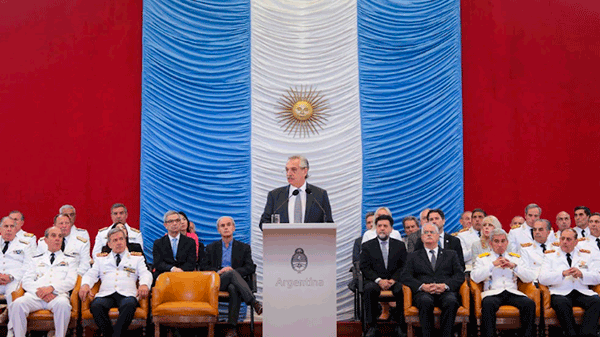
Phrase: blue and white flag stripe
[{"left": 141, "top": 0, "right": 462, "bottom": 319}]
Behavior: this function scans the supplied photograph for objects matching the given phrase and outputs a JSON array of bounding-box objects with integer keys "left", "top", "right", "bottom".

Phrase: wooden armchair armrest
[
  {"left": 538, "top": 284, "right": 551, "bottom": 311},
  {"left": 402, "top": 285, "right": 412, "bottom": 310},
  {"left": 468, "top": 278, "right": 482, "bottom": 315},
  {"left": 151, "top": 274, "right": 170, "bottom": 310},
  {"left": 81, "top": 282, "right": 100, "bottom": 312},
  {"left": 593, "top": 284, "right": 600, "bottom": 294},
  {"left": 459, "top": 281, "right": 470, "bottom": 310},
  {"left": 11, "top": 285, "right": 25, "bottom": 302},
  {"left": 518, "top": 281, "right": 540, "bottom": 316}
]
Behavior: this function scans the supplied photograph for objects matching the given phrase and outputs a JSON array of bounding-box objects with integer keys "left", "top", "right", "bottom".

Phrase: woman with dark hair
[{"left": 179, "top": 211, "right": 200, "bottom": 256}]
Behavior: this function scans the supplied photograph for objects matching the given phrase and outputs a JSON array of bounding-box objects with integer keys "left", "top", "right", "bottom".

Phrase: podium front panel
[{"left": 263, "top": 223, "right": 336, "bottom": 337}]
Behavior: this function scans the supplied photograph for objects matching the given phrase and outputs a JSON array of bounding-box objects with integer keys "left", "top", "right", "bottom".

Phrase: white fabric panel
[{"left": 251, "top": 0, "right": 361, "bottom": 320}]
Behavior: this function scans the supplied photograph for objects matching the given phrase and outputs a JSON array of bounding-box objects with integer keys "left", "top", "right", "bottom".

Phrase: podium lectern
[{"left": 262, "top": 223, "right": 337, "bottom": 337}]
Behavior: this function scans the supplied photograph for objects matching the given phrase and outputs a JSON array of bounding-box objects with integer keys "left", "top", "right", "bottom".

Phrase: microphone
[
  {"left": 305, "top": 188, "right": 329, "bottom": 222},
  {"left": 272, "top": 188, "right": 300, "bottom": 219}
]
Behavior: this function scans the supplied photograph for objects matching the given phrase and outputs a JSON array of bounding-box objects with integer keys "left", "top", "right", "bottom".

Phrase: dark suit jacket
[
  {"left": 406, "top": 230, "right": 421, "bottom": 253},
  {"left": 401, "top": 248, "right": 465, "bottom": 293},
  {"left": 259, "top": 183, "right": 334, "bottom": 230},
  {"left": 152, "top": 234, "right": 197, "bottom": 279},
  {"left": 202, "top": 239, "right": 256, "bottom": 278},
  {"left": 360, "top": 238, "right": 407, "bottom": 282},
  {"left": 352, "top": 236, "right": 362, "bottom": 264},
  {"left": 415, "top": 232, "right": 465, "bottom": 269}
]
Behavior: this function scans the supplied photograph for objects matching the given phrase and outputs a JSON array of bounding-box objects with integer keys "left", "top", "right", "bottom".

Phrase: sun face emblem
[{"left": 276, "top": 86, "right": 329, "bottom": 138}]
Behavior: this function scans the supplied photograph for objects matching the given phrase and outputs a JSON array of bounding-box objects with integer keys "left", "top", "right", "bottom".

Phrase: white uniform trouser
[
  {"left": 9, "top": 292, "right": 72, "bottom": 337},
  {"left": 0, "top": 281, "right": 20, "bottom": 332}
]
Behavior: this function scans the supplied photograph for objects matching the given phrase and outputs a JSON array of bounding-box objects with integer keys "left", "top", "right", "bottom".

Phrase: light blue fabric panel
[
  {"left": 141, "top": 0, "right": 251, "bottom": 262},
  {"left": 358, "top": 0, "right": 464, "bottom": 234}
]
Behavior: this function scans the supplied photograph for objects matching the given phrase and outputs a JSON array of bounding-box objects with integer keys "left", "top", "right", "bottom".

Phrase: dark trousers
[
  {"left": 413, "top": 291, "right": 459, "bottom": 337},
  {"left": 90, "top": 292, "right": 138, "bottom": 337},
  {"left": 481, "top": 290, "right": 535, "bottom": 337},
  {"left": 220, "top": 270, "right": 255, "bottom": 326},
  {"left": 551, "top": 290, "right": 600, "bottom": 337},
  {"left": 363, "top": 281, "right": 404, "bottom": 328}
]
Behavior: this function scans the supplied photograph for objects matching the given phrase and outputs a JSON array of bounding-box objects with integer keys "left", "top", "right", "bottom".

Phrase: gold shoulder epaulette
[
  {"left": 580, "top": 249, "right": 591, "bottom": 254},
  {"left": 478, "top": 252, "right": 490, "bottom": 258},
  {"left": 77, "top": 236, "right": 88, "bottom": 243},
  {"left": 459, "top": 228, "right": 469, "bottom": 233},
  {"left": 130, "top": 251, "right": 143, "bottom": 256},
  {"left": 24, "top": 233, "right": 34, "bottom": 237},
  {"left": 96, "top": 252, "right": 108, "bottom": 257},
  {"left": 511, "top": 224, "right": 521, "bottom": 229},
  {"left": 552, "top": 242, "right": 560, "bottom": 247},
  {"left": 98, "top": 226, "right": 109, "bottom": 232},
  {"left": 19, "top": 240, "right": 29, "bottom": 245},
  {"left": 130, "top": 227, "right": 140, "bottom": 233},
  {"left": 520, "top": 242, "right": 533, "bottom": 248},
  {"left": 578, "top": 237, "right": 586, "bottom": 242},
  {"left": 508, "top": 252, "right": 520, "bottom": 258},
  {"left": 451, "top": 232, "right": 459, "bottom": 236},
  {"left": 544, "top": 250, "right": 555, "bottom": 254}
]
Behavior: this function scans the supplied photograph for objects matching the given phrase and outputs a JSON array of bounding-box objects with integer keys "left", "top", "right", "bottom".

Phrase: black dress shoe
[
  {"left": 365, "top": 327, "right": 378, "bottom": 337},
  {"left": 395, "top": 326, "right": 407, "bottom": 337},
  {"left": 252, "top": 301, "right": 263, "bottom": 315}
]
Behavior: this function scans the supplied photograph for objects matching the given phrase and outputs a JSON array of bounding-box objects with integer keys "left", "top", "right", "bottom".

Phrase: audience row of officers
[
  {"left": 354, "top": 205, "right": 600, "bottom": 337},
  {"left": 0, "top": 205, "right": 259, "bottom": 337}
]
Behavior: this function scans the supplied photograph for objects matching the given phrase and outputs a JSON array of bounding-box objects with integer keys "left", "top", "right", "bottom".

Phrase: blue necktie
[{"left": 172, "top": 237, "right": 178, "bottom": 259}]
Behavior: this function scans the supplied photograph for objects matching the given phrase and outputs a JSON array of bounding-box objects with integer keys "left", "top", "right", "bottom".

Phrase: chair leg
[
  {"left": 461, "top": 322, "right": 467, "bottom": 337},
  {"left": 154, "top": 323, "right": 160, "bottom": 337},
  {"left": 545, "top": 324, "right": 549, "bottom": 337},
  {"left": 208, "top": 322, "right": 214, "bottom": 337},
  {"left": 407, "top": 323, "right": 414, "bottom": 337},
  {"left": 250, "top": 305, "right": 255, "bottom": 337}
]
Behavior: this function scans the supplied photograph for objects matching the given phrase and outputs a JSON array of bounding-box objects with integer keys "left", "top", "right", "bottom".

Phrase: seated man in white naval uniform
[
  {"left": 8, "top": 210, "right": 37, "bottom": 254},
  {"left": 0, "top": 216, "right": 34, "bottom": 323},
  {"left": 519, "top": 219, "right": 555, "bottom": 281},
  {"left": 59, "top": 204, "right": 90, "bottom": 241},
  {"left": 471, "top": 228, "right": 536, "bottom": 337},
  {"left": 80, "top": 227, "right": 152, "bottom": 337},
  {"left": 539, "top": 228, "right": 600, "bottom": 337},
  {"left": 8, "top": 226, "right": 78, "bottom": 337},
  {"left": 92, "top": 203, "right": 143, "bottom": 256},
  {"left": 37, "top": 214, "right": 91, "bottom": 276}
]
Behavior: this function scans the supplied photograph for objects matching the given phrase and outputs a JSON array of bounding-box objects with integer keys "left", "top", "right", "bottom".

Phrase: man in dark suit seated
[
  {"left": 402, "top": 223, "right": 465, "bottom": 337},
  {"left": 203, "top": 216, "right": 262, "bottom": 337},
  {"left": 360, "top": 214, "right": 407, "bottom": 337},
  {"left": 259, "top": 155, "right": 333, "bottom": 229},
  {"left": 152, "top": 211, "right": 196, "bottom": 280},
  {"left": 414, "top": 209, "right": 465, "bottom": 269}
]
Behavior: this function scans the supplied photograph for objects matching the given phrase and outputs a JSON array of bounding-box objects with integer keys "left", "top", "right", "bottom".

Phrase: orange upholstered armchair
[
  {"left": 403, "top": 281, "right": 470, "bottom": 337},
  {"left": 539, "top": 284, "right": 600, "bottom": 337},
  {"left": 469, "top": 278, "right": 540, "bottom": 336},
  {"left": 80, "top": 279, "right": 149, "bottom": 337},
  {"left": 152, "top": 271, "right": 220, "bottom": 337},
  {"left": 11, "top": 275, "right": 81, "bottom": 337}
]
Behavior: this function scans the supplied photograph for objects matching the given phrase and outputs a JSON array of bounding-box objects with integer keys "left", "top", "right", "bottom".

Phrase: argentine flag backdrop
[{"left": 141, "top": 0, "right": 462, "bottom": 319}]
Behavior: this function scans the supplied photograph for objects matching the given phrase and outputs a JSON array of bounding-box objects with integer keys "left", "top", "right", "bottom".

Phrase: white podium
[{"left": 262, "top": 223, "right": 337, "bottom": 337}]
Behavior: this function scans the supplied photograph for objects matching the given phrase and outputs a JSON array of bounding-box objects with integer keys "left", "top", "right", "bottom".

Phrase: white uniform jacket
[
  {"left": 22, "top": 250, "right": 78, "bottom": 297},
  {"left": 37, "top": 229, "right": 91, "bottom": 276},
  {"left": 538, "top": 246, "right": 600, "bottom": 297},
  {"left": 92, "top": 223, "right": 143, "bottom": 256},
  {"left": 0, "top": 238, "right": 34, "bottom": 282},
  {"left": 456, "top": 227, "right": 480, "bottom": 265},
  {"left": 470, "top": 251, "right": 536, "bottom": 298},
  {"left": 82, "top": 250, "right": 152, "bottom": 298},
  {"left": 16, "top": 230, "right": 37, "bottom": 255},
  {"left": 518, "top": 241, "right": 547, "bottom": 281}
]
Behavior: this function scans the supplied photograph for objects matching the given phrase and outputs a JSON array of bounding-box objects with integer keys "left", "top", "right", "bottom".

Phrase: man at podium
[{"left": 259, "top": 155, "right": 333, "bottom": 230}]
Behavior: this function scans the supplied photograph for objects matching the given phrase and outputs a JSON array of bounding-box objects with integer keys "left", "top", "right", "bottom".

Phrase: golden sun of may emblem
[{"left": 275, "top": 86, "right": 329, "bottom": 138}]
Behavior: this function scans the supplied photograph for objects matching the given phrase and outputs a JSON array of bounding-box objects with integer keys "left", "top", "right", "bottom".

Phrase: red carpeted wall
[
  {"left": 0, "top": 0, "right": 142, "bottom": 238},
  {"left": 461, "top": 0, "right": 600, "bottom": 228}
]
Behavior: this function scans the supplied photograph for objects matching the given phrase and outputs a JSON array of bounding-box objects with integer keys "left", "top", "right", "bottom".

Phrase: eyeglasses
[
  {"left": 422, "top": 230, "right": 437, "bottom": 235},
  {"left": 165, "top": 219, "right": 181, "bottom": 225}
]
